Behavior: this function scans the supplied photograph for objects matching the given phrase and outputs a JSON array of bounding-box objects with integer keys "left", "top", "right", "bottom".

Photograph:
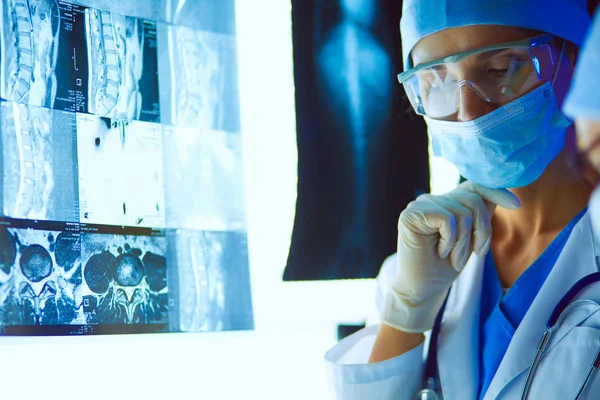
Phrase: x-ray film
[
  {"left": 77, "top": 114, "right": 165, "bottom": 228},
  {"left": 167, "top": 230, "right": 253, "bottom": 332},
  {"left": 163, "top": 126, "right": 246, "bottom": 231},
  {"left": 0, "top": 0, "right": 160, "bottom": 122},
  {"left": 0, "top": 102, "right": 79, "bottom": 222},
  {"left": 157, "top": 25, "right": 240, "bottom": 130}
]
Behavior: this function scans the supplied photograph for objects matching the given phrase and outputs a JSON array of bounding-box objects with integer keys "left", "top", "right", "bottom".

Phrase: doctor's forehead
[{"left": 410, "top": 25, "right": 540, "bottom": 66}]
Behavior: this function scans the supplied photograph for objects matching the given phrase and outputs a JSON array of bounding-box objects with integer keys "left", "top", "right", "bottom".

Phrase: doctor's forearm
[{"left": 368, "top": 323, "right": 425, "bottom": 363}]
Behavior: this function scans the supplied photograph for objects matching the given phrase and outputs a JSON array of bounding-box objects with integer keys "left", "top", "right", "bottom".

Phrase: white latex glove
[{"left": 381, "top": 181, "right": 521, "bottom": 333}]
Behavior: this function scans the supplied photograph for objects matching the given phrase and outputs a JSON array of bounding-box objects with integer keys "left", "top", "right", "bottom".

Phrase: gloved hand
[{"left": 381, "top": 181, "right": 521, "bottom": 333}]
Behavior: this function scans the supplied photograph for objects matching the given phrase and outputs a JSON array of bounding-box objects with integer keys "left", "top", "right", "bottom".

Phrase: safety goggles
[{"left": 397, "top": 34, "right": 564, "bottom": 119}]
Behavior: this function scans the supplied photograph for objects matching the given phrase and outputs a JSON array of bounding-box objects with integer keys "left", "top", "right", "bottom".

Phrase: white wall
[{"left": 0, "top": 2, "right": 377, "bottom": 399}]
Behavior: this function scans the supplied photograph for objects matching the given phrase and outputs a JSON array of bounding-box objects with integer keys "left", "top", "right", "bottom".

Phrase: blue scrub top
[{"left": 477, "top": 208, "right": 587, "bottom": 399}]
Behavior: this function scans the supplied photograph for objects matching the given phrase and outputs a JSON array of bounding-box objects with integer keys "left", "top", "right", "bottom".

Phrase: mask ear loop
[{"left": 551, "top": 40, "right": 567, "bottom": 86}]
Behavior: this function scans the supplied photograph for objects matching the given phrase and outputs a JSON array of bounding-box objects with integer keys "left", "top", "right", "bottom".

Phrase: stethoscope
[{"left": 417, "top": 272, "right": 600, "bottom": 400}]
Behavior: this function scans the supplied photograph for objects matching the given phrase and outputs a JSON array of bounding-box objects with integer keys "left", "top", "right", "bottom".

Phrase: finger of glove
[
  {"left": 447, "top": 189, "right": 492, "bottom": 257},
  {"left": 401, "top": 199, "right": 458, "bottom": 259},
  {"left": 459, "top": 181, "right": 521, "bottom": 210},
  {"left": 423, "top": 196, "right": 473, "bottom": 271}
]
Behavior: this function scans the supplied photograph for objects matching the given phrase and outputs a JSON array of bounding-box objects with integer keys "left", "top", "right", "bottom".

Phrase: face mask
[{"left": 425, "top": 82, "right": 572, "bottom": 189}]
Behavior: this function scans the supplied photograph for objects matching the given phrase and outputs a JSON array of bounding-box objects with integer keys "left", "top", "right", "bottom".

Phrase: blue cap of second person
[
  {"left": 564, "top": 10, "right": 600, "bottom": 120},
  {"left": 400, "top": 0, "right": 591, "bottom": 70}
]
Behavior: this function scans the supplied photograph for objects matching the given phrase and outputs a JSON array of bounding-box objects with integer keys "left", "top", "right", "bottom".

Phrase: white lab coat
[{"left": 325, "top": 211, "right": 600, "bottom": 399}]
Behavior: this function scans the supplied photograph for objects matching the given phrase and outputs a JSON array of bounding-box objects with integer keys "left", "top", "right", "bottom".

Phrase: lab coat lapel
[
  {"left": 437, "top": 253, "right": 485, "bottom": 400},
  {"left": 483, "top": 212, "right": 600, "bottom": 400}
]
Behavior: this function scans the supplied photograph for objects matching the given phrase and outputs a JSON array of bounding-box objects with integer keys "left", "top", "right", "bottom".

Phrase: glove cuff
[{"left": 380, "top": 289, "right": 448, "bottom": 333}]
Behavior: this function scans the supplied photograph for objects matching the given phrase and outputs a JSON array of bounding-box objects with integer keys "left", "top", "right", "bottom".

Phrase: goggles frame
[
  {"left": 397, "top": 34, "right": 565, "bottom": 118},
  {"left": 397, "top": 34, "right": 555, "bottom": 84}
]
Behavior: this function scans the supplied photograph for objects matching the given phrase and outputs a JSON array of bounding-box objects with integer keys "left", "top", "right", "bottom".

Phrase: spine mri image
[
  {"left": 0, "top": 0, "right": 253, "bottom": 336},
  {"left": 0, "top": 0, "right": 160, "bottom": 121}
]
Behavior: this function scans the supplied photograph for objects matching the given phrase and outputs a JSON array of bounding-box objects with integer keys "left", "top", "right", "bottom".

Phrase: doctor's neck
[{"left": 494, "top": 129, "right": 593, "bottom": 237}]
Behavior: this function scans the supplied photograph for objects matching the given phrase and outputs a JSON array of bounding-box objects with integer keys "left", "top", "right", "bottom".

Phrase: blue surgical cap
[
  {"left": 564, "top": 10, "right": 600, "bottom": 120},
  {"left": 400, "top": 0, "right": 592, "bottom": 70}
]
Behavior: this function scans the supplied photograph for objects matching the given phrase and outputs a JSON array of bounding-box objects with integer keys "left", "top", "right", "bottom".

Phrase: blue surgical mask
[{"left": 425, "top": 83, "right": 572, "bottom": 189}]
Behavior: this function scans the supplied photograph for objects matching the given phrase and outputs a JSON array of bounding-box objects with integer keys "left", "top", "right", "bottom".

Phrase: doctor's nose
[{"left": 456, "top": 84, "right": 496, "bottom": 122}]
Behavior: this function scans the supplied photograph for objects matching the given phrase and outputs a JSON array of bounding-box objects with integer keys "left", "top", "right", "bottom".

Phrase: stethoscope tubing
[
  {"left": 520, "top": 272, "right": 600, "bottom": 400},
  {"left": 574, "top": 348, "right": 600, "bottom": 400}
]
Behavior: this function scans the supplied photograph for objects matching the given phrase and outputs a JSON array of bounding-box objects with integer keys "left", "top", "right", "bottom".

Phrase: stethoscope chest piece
[
  {"left": 416, "top": 388, "right": 440, "bottom": 400},
  {"left": 416, "top": 378, "right": 441, "bottom": 400}
]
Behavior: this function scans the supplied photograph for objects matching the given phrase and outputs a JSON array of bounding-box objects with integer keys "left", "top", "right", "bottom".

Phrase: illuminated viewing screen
[{"left": 0, "top": 0, "right": 253, "bottom": 335}]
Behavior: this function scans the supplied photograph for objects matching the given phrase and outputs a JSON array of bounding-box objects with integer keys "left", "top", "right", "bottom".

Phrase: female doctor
[{"left": 325, "top": 0, "right": 600, "bottom": 399}]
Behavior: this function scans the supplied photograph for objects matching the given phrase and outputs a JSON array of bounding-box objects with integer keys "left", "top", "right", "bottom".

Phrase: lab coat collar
[{"left": 483, "top": 211, "right": 600, "bottom": 399}]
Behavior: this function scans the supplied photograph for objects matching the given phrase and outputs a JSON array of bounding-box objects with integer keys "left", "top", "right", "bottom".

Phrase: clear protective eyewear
[{"left": 397, "top": 34, "right": 564, "bottom": 119}]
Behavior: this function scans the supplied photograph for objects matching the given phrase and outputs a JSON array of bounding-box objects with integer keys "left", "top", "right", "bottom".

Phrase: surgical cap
[
  {"left": 400, "top": 0, "right": 592, "bottom": 70},
  {"left": 564, "top": 10, "right": 600, "bottom": 120}
]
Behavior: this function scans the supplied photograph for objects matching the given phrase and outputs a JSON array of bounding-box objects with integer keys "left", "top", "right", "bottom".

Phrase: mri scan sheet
[
  {"left": 0, "top": 0, "right": 252, "bottom": 336},
  {"left": 80, "top": 225, "right": 168, "bottom": 329},
  {"left": 0, "top": 0, "right": 160, "bottom": 122},
  {"left": 0, "top": 102, "right": 79, "bottom": 222},
  {"left": 0, "top": 219, "right": 171, "bottom": 334},
  {"left": 163, "top": 126, "right": 245, "bottom": 231},
  {"left": 157, "top": 25, "right": 240, "bottom": 130},
  {"left": 0, "top": 220, "right": 83, "bottom": 332},
  {"left": 77, "top": 114, "right": 165, "bottom": 228},
  {"left": 167, "top": 230, "right": 253, "bottom": 332},
  {"left": 0, "top": 219, "right": 253, "bottom": 335}
]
